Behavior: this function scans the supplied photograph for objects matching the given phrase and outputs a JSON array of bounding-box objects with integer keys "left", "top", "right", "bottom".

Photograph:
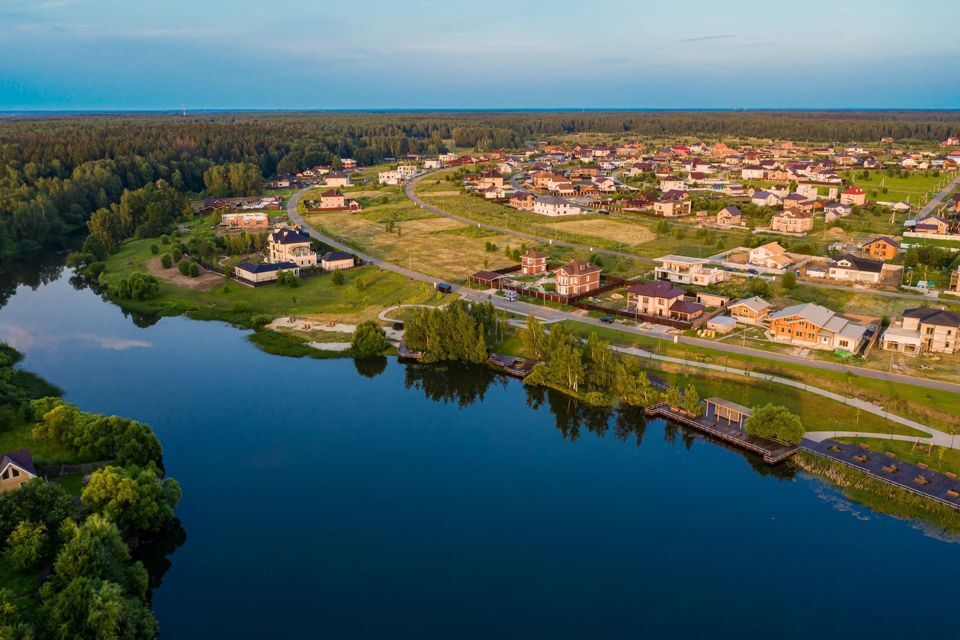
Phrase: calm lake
[{"left": 1, "top": 263, "right": 958, "bottom": 638}]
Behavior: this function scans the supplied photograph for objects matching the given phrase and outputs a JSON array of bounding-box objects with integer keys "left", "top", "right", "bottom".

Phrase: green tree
[
  {"left": 4, "top": 521, "right": 46, "bottom": 571},
  {"left": 331, "top": 269, "right": 345, "bottom": 285},
  {"left": 81, "top": 465, "right": 181, "bottom": 535},
  {"left": 664, "top": 385, "right": 683, "bottom": 409},
  {"left": 743, "top": 404, "right": 804, "bottom": 444},
  {"left": 161, "top": 253, "right": 173, "bottom": 269},
  {"left": 682, "top": 384, "right": 702, "bottom": 417},
  {"left": 352, "top": 321, "right": 390, "bottom": 357},
  {"left": 521, "top": 315, "right": 547, "bottom": 359},
  {"left": 781, "top": 270, "right": 797, "bottom": 290}
]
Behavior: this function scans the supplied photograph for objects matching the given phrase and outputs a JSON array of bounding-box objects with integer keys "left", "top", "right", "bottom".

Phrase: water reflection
[
  {"left": 354, "top": 356, "right": 388, "bottom": 379},
  {"left": 403, "top": 362, "right": 507, "bottom": 407},
  {"left": 134, "top": 519, "right": 188, "bottom": 597}
]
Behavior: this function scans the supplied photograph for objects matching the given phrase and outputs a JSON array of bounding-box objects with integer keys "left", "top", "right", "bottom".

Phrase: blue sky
[{"left": 1, "top": 0, "right": 958, "bottom": 110}]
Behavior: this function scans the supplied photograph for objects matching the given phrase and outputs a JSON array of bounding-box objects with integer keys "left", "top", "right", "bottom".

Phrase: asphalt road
[
  {"left": 917, "top": 172, "right": 960, "bottom": 217},
  {"left": 287, "top": 185, "right": 960, "bottom": 395}
]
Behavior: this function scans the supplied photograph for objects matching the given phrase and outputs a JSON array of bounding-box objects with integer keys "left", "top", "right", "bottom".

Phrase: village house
[
  {"left": 521, "top": 250, "right": 548, "bottom": 275},
  {"left": 340, "top": 159, "right": 357, "bottom": 171},
  {"left": 654, "top": 198, "right": 692, "bottom": 217},
  {"left": 378, "top": 170, "right": 404, "bottom": 185},
  {"left": 219, "top": 212, "right": 270, "bottom": 230},
  {"left": 741, "top": 166, "right": 765, "bottom": 180},
  {"left": 912, "top": 214, "right": 950, "bottom": 235},
  {"left": 660, "top": 176, "right": 686, "bottom": 191},
  {"left": 324, "top": 172, "right": 351, "bottom": 188},
  {"left": 0, "top": 450, "right": 36, "bottom": 493},
  {"left": 533, "top": 196, "right": 582, "bottom": 217},
  {"left": 653, "top": 255, "right": 726, "bottom": 286},
  {"left": 554, "top": 259, "right": 601, "bottom": 296},
  {"left": 716, "top": 205, "right": 742, "bottom": 227},
  {"left": 234, "top": 261, "right": 300, "bottom": 284},
  {"left": 770, "top": 208, "right": 813, "bottom": 234},
  {"left": 824, "top": 202, "right": 852, "bottom": 223},
  {"left": 881, "top": 308, "right": 960, "bottom": 355},
  {"left": 751, "top": 190, "right": 782, "bottom": 208},
  {"left": 827, "top": 254, "right": 886, "bottom": 284},
  {"left": 269, "top": 227, "right": 318, "bottom": 268},
  {"left": 749, "top": 242, "right": 794, "bottom": 270},
  {"left": 509, "top": 192, "right": 536, "bottom": 211},
  {"left": 320, "top": 251, "right": 355, "bottom": 271},
  {"left": 768, "top": 303, "right": 869, "bottom": 353},
  {"left": 860, "top": 236, "right": 900, "bottom": 261},
  {"left": 728, "top": 296, "right": 771, "bottom": 325},
  {"left": 782, "top": 193, "right": 814, "bottom": 212},
  {"left": 626, "top": 281, "right": 703, "bottom": 322},
  {"left": 840, "top": 186, "right": 867, "bottom": 206},
  {"left": 311, "top": 189, "right": 362, "bottom": 212}
]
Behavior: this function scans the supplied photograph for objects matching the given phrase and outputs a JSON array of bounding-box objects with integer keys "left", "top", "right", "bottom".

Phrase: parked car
[
  {"left": 435, "top": 282, "right": 453, "bottom": 293},
  {"left": 600, "top": 315, "right": 614, "bottom": 324},
  {"left": 747, "top": 268, "right": 759, "bottom": 275}
]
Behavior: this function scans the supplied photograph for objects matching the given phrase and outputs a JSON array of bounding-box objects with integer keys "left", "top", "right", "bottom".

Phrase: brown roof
[
  {"left": 522, "top": 250, "right": 547, "bottom": 259},
  {"left": 628, "top": 281, "right": 685, "bottom": 299},
  {"left": 555, "top": 259, "right": 601, "bottom": 277}
]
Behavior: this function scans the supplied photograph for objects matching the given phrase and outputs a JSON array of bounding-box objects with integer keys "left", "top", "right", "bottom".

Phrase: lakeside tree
[
  {"left": 682, "top": 384, "right": 703, "bottom": 417},
  {"left": 744, "top": 404, "right": 804, "bottom": 444},
  {"left": 351, "top": 321, "right": 390, "bottom": 357},
  {"left": 403, "top": 301, "right": 492, "bottom": 364},
  {"left": 81, "top": 465, "right": 181, "bottom": 536}
]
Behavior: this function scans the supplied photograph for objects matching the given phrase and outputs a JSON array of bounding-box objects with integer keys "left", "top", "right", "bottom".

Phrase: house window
[{"left": 11, "top": 468, "right": 18, "bottom": 477}]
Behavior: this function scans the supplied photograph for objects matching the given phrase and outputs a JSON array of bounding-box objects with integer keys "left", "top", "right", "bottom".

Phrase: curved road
[{"left": 287, "top": 185, "right": 960, "bottom": 395}]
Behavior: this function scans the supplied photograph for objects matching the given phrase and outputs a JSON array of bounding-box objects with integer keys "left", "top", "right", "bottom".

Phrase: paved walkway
[
  {"left": 610, "top": 344, "right": 959, "bottom": 449},
  {"left": 917, "top": 172, "right": 960, "bottom": 217}
]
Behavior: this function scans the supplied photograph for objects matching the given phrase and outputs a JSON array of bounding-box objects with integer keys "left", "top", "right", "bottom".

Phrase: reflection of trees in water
[
  {"left": 133, "top": 518, "right": 187, "bottom": 598},
  {"left": 403, "top": 362, "right": 507, "bottom": 408},
  {"left": 0, "top": 251, "right": 67, "bottom": 310},
  {"left": 354, "top": 356, "right": 388, "bottom": 379}
]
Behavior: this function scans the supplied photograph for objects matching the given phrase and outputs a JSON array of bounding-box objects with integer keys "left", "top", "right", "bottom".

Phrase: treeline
[
  {"left": 403, "top": 300, "right": 505, "bottom": 363},
  {"left": 0, "top": 344, "right": 181, "bottom": 638},
  {"left": 4, "top": 110, "right": 959, "bottom": 263}
]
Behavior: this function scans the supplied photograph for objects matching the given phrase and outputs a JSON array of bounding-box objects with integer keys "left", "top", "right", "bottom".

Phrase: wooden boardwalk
[
  {"left": 644, "top": 403, "right": 800, "bottom": 464},
  {"left": 802, "top": 438, "right": 960, "bottom": 510}
]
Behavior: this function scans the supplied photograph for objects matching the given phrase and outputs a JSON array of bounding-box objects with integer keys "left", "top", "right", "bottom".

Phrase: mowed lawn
[
  {"left": 103, "top": 237, "right": 447, "bottom": 324},
  {"left": 848, "top": 171, "right": 953, "bottom": 204}
]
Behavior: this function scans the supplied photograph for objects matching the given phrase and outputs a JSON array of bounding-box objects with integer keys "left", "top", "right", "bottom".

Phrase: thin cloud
[{"left": 678, "top": 34, "right": 736, "bottom": 43}]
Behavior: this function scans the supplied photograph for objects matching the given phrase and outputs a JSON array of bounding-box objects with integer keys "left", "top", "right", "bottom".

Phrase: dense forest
[{"left": 2, "top": 110, "right": 959, "bottom": 265}]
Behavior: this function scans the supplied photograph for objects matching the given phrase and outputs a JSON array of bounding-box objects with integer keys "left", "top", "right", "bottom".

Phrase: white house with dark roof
[
  {"left": 533, "top": 196, "right": 582, "bottom": 217},
  {"left": 269, "top": 228, "right": 318, "bottom": 268},
  {"left": 654, "top": 255, "right": 726, "bottom": 286}
]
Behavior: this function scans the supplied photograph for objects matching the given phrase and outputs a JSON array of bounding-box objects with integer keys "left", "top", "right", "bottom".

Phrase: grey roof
[
  {"left": 769, "top": 302, "right": 835, "bottom": 328},
  {"left": 322, "top": 251, "right": 354, "bottom": 262},
  {"left": 832, "top": 254, "right": 883, "bottom": 273},
  {"left": 0, "top": 449, "right": 36, "bottom": 477},
  {"left": 628, "top": 280, "right": 685, "bottom": 299},
  {"left": 704, "top": 397, "right": 753, "bottom": 417},
  {"left": 903, "top": 308, "right": 960, "bottom": 328},
  {"left": 730, "top": 296, "right": 770, "bottom": 313},
  {"left": 236, "top": 261, "right": 297, "bottom": 274}
]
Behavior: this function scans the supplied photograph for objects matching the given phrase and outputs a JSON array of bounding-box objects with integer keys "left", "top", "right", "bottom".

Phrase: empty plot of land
[
  {"left": 146, "top": 256, "right": 222, "bottom": 290},
  {"left": 307, "top": 212, "right": 517, "bottom": 280},
  {"left": 543, "top": 219, "right": 656, "bottom": 246},
  {"left": 425, "top": 190, "right": 463, "bottom": 197}
]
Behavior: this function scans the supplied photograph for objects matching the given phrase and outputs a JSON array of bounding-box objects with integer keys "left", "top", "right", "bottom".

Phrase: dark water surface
[{"left": 1, "top": 267, "right": 957, "bottom": 639}]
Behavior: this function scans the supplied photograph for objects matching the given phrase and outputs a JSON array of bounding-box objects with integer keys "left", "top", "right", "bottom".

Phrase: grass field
[
  {"left": 102, "top": 237, "right": 449, "bottom": 326},
  {"left": 847, "top": 170, "right": 953, "bottom": 204}
]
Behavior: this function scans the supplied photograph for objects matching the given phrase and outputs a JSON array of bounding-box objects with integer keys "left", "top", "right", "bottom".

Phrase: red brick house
[
  {"left": 554, "top": 260, "right": 601, "bottom": 296},
  {"left": 521, "top": 250, "right": 548, "bottom": 276}
]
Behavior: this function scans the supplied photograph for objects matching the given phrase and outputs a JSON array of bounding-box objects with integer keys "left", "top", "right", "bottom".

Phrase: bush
[
  {"left": 351, "top": 321, "right": 390, "bottom": 357},
  {"left": 161, "top": 254, "right": 173, "bottom": 269},
  {"left": 178, "top": 259, "right": 191, "bottom": 275},
  {"left": 781, "top": 270, "right": 797, "bottom": 290},
  {"left": 171, "top": 248, "right": 183, "bottom": 262},
  {"left": 188, "top": 262, "right": 200, "bottom": 277},
  {"left": 149, "top": 244, "right": 160, "bottom": 255},
  {"left": 331, "top": 270, "right": 345, "bottom": 285}
]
